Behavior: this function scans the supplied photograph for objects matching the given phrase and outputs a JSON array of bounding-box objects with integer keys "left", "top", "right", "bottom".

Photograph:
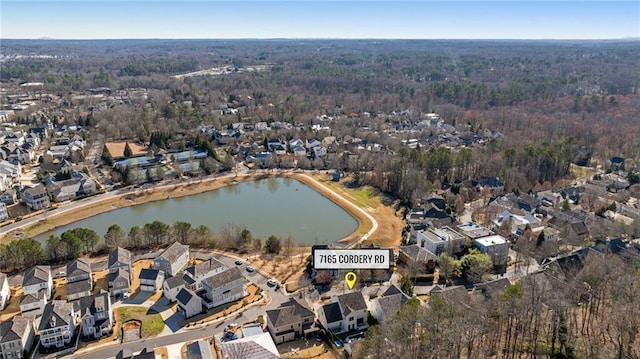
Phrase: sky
[{"left": 1, "top": 1, "right": 639, "bottom": 40}]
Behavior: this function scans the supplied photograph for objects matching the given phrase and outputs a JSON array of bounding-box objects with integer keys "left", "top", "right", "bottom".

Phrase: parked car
[
  {"left": 235, "top": 259, "right": 243, "bottom": 265},
  {"left": 266, "top": 278, "right": 277, "bottom": 287},
  {"left": 334, "top": 339, "right": 344, "bottom": 348},
  {"left": 246, "top": 266, "right": 255, "bottom": 272}
]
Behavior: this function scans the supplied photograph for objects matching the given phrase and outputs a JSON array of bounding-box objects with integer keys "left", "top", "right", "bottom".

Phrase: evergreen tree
[{"left": 124, "top": 142, "right": 133, "bottom": 158}]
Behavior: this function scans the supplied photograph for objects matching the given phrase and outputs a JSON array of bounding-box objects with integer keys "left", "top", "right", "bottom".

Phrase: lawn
[{"left": 116, "top": 306, "right": 165, "bottom": 338}]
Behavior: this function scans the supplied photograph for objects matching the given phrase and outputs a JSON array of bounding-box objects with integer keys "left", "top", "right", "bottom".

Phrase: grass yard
[{"left": 116, "top": 306, "right": 165, "bottom": 338}]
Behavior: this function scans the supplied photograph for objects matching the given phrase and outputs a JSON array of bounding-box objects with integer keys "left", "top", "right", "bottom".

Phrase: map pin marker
[{"left": 345, "top": 272, "right": 357, "bottom": 290}]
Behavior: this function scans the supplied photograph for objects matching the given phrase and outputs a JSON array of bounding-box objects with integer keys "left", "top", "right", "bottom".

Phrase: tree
[
  {"left": 143, "top": 220, "right": 170, "bottom": 246},
  {"left": 102, "top": 145, "right": 113, "bottom": 166},
  {"left": 459, "top": 249, "right": 493, "bottom": 283},
  {"left": 128, "top": 225, "right": 143, "bottom": 248},
  {"left": 123, "top": 142, "right": 133, "bottom": 158},
  {"left": 400, "top": 274, "right": 414, "bottom": 296},
  {"left": 437, "top": 253, "right": 459, "bottom": 285},
  {"left": 172, "top": 221, "right": 192, "bottom": 243},
  {"left": 265, "top": 235, "right": 281, "bottom": 254},
  {"left": 62, "top": 228, "right": 99, "bottom": 254},
  {"left": 104, "top": 224, "right": 126, "bottom": 250}
]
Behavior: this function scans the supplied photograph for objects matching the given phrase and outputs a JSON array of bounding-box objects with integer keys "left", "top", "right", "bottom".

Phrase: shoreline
[{"left": 1, "top": 171, "right": 373, "bottom": 246}]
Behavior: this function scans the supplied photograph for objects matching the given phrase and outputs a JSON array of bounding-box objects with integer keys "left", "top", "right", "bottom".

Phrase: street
[{"left": 71, "top": 251, "right": 291, "bottom": 359}]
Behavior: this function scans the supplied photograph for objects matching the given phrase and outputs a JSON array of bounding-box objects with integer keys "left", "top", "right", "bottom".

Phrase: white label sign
[{"left": 313, "top": 249, "right": 391, "bottom": 270}]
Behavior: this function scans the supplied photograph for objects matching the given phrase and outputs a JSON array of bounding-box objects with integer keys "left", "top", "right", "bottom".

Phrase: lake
[{"left": 34, "top": 177, "right": 358, "bottom": 246}]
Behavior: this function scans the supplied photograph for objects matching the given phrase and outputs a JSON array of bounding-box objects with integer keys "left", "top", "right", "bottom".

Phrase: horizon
[{"left": 1, "top": 1, "right": 639, "bottom": 40}]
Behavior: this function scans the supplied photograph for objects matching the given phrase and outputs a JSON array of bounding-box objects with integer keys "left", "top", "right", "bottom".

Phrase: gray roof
[
  {"left": 0, "top": 315, "right": 32, "bottom": 343},
  {"left": 165, "top": 275, "right": 186, "bottom": 289},
  {"left": 67, "top": 258, "right": 92, "bottom": 279},
  {"left": 158, "top": 242, "right": 189, "bottom": 262},
  {"left": 23, "top": 184, "right": 46, "bottom": 197},
  {"left": 22, "top": 265, "right": 50, "bottom": 287},
  {"left": 374, "top": 293, "right": 408, "bottom": 320},
  {"left": 267, "top": 306, "right": 298, "bottom": 328},
  {"left": 108, "top": 247, "right": 132, "bottom": 268},
  {"left": 66, "top": 279, "right": 92, "bottom": 296},
  {"left": 39, "top": 300, "right": 74, "bottom": 331},
  {"left": 321, "top": 302, "right": 343, "bottom": 324},
  {"left": 202, "top": 267, "right": 246, "bottom": 289},
  {"left": 474, "top": 278, "right": 511, "bottom": 300},
  {"left": 19, "top": 290, "right": 45, "bottom": 305},
  {"left": 382, "top": 284, "right": 402, "bottom": 297},
  {"left": 176, "top": 288, "right": 198, "bottom": 305},
  {"left": 108, "top": 268, "right": 130, "bottom": 283},
  {"left": 220, "top": 335, "right": 279, "bottom": 359},
  {"left": 185, "top": 339, "right": 214, "bottom": 359},
  {"left": 337, "top": 291, "right": 367, "bottom": 316},
  {"left": 400, "top": 245, "right": 437, "bottom": 263},
  {"left": 139, "top": 268, "right": 161, "bottom": 281},
  {"left": 185, "top": 257, "right": 226, "bottom": 279}
]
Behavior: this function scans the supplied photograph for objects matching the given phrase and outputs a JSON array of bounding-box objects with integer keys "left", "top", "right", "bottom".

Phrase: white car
[{"left": 266, "top": 279, "right": 277, "bottom": 287}]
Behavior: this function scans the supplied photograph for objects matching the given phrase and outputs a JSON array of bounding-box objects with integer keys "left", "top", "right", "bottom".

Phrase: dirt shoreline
[{"left": 7, "top": 171, "right": 374, "bottom": 245}]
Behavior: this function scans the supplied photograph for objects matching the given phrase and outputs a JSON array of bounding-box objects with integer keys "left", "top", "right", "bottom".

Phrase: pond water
[{"left": 34, "top": 177, "right": 358, "bottom": 247}]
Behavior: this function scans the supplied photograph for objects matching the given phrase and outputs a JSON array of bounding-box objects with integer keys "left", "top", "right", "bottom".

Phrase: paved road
[{"left": 71, "top": 252, "right": 290, "bottom": 359}]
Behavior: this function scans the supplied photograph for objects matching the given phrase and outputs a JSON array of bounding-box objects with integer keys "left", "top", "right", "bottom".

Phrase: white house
[
  {"left": 317, "top": 292, "right": 368, "bottom": 335},
  {"left": 183, "top": 257, "right": 227, "bottom": 291},
  {"left": 153, "top": 242, "right": 189, "bottom": 276},
  {"left": 0, "top": 315, "right": 35, "bottom": 359},
  {"left": 139, "top": 269, "right": 164, "bottom": 292},
  {"left": 416, "top": 227, "right": 465, "bottom": 255},
  {"left": 305, "top": 138, "right": 321, "bottom": 150},
  {"left": 80, "top": 291, "right": 113, "bottom": 339},
  {"left": 66, "top": 259, "right": 93, "bottom": 301},
  {"left": 266, "top": 299, "right": 315, "bottom": 344},
  {"left": 312, "top": 146, "right": 327, "bottom": 158},
  {"left": 38, "top": 301, "right": 75, "bottom": 349},
  {"left": 163, "top": 276, "right": 186, "bottom": 302},
  {"left": 19, "top": 291, "right": 46, "bottom": 317},
  {"left": 21, "top": 185, "right": 50, "bottom": 211},
  {"left": 474, "top": 234, "right": 510, "bottom": 267},
  {"left": 22, "top": 266, "right": 52, "bottom": 299},
  {"left": 201, "top": 267, "right": 248, "bottom": 308},
  {"left": 176, "top": 288, "right": 202, "bottom": 319},
  {"left": 0, "top": 272, "right": 9, "bottom": 310}
]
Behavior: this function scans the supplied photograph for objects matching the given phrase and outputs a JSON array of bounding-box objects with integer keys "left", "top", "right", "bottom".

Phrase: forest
[{"left": 3, "top": 40, "right": 638, "bottom": 198}]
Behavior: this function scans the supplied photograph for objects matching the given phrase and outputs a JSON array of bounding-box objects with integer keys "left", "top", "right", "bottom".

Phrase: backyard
[{"left": 116, "top": 306, "right": 165, "bottom": 338}]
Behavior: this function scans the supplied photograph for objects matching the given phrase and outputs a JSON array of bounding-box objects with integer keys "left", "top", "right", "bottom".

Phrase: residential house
[
  {"left": 21, "top": 185, "right": 50, "bottom": 210},
  {"left": 416, "top": 227, "right": 465, "bottom": 255},
  {"left": 108, "top": 269, "right": 130, "bottom": 298},
  {"left": 19, "top": 291, "right": 46, "bottom": 317},
  {"left": 115, "top": 348, "right": 156, "bottom": 359},
  {"left": 305, "top": 138, "right": 321, "bottom": 150},
  {"left": 0, "top": 272, "right": 9, "bottom": 310},
  {"left": 80, "top": 291, "right": 113, "bottom": 339},
  {"left": 0, "top": 161, "right": 20, "bottom": 185},
  {"left": 478, "top": 177, "right": 504, "bottom": 193},
  {"left": 201, "top": 267, "right": 248, "bottom": 308},
  {"left": 398, "top": 245, "right": 437, "bottom": 273},
  {"left": 317, "top": 292, "right": 368, "bottom": 334},
  {"left": 153, "top": 242, "right": 189, "bottom": 276},
  {"left": 369, "top": 285, "right": 409, "bottom": 323},
  {"left": 108, "top": 247, "right": 132, "bottom": 297},
  {"left": 38, "top": 301, "right": 75, "bottom": 349},
  {"left": 0, "top": 203, "right": 8, "bottom": 222},
  {"left": 492, "top": 210, "right": 542, "bottom": 238},
  {"left": 220, "top": 327, "right": 280, "bottom": 359},
  {"left": 162, "top": 276, "right": 186, "bottom": 302},
  {"left": 312, "top": 146, "right": 327, "bottom": 158},
  {"left": 423, "top": 202, "right": 454, "bottom": 227},
  {"left": 185, "top": 339, "right": 214, "bottom": 359},
  {"left": 0, "top": 189, "right": 17, "bottom": 205},
  {"left": 457, "top": 222, "right": 495, "bottom": 240},
  {"left": 429, "top": 285, "right": 472, "bottom": 309},
  {"left": 0, "top": 315, "right": 35, "bottom": 359},
  {"left": 289, "top": 139, "right": 304, "bottom": 150},
  {"left": 176, "top": 288, "right": 202, "bottom": 319},
  {"left": 66, "top": 259, "right": 93, "bottom": 301},
  {"left": 139, "top": 269, "right": 164, "bottom": 292},
  {"left": 292, "top": 145, "right": 307, "bottom": 157},
  {"left": 22, "top": 266, "right": 52, "bottom": 299},
  {"left": 183, "top": 257, "right": 227, "bottom": 291},
  {"left": 472, "top": 278, "right": 512, "bottom": 302},
  {"left": 474, "top": 235, "right": 510, "bottom": 268},
  {"left": 266, "top": 298, "right": 315, "bottom": 344}
]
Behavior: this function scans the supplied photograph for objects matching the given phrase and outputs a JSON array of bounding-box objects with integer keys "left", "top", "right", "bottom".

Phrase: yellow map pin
[{"left": 345, "top": 272, "right": 357, "bottom": 290}]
